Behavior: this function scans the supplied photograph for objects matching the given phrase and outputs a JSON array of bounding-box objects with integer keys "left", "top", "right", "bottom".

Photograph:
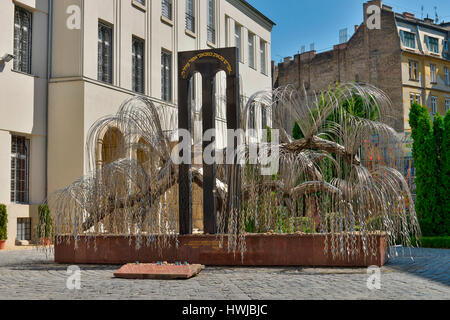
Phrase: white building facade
[{"left": 0, "top": 0, "right": 274, "bottom": 247}]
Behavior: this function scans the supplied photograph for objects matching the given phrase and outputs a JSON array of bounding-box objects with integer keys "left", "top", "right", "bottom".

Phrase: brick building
[{"left": 273, "top": 0, "right": 450, "bottom": 134}]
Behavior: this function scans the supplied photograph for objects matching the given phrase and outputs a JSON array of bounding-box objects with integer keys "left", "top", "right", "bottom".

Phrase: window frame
[
  {"left": 235, "top": 23, "right": 242, "bottom": 62},
  {"left": 13, "top": 6, "right": 33, "bottom": 74},
  {"left": 409, "top": 60, "right": 418, "bottom": 81},
  {"left": 162, "top": 0, "right": 173, "bottom": 21},
  {"left": 410, "top": 93, "right": 421, "bottom": 106},
  {"left": 431, "top": 96, "right": 438, "bottom": 114},
  {"left": 98, "top": 21, "right": 114, "bottom": 84},
  {"left": 260, "top": 39, "right": 267, "bottom": 75},
  {"left": 444, "top": 67, "right": 449, "bottom": 86},
  {"left": 17, "top": 218, "right": 32, "bottom": 241},
  {"left": 207, "top": 0, "right": 216, "bottom": 44},
  {"left": 185, "top": 0, "right": 195, "bottom": 33},
  {"left": 11, "top": 135, "right": 30, "bottom": 204},
  {"left": 400, "top": 30, "right": 416, "bottom": 49},
  {"left": 132, "top": 36, "right": 145, "bottom": 94},
  {"left": 430, "top": 64, "right": 437, "bottom": 83},
  {"left": 425, "top": 35, "right": 439, "bottom": 54},
  {"left": 248, "top": 32, "right": 255, "bottom": 69},
  {"left": 161, "top": 50, "right": 172, "bottom": 102}
]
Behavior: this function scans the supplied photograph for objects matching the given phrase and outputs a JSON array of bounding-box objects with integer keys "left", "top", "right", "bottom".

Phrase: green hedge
[
  {"left": 0, "top": 204, "right": 7, "bottom": 240},
  {"left": 411, "top": 237, "right": 450, "bottom": 249}
]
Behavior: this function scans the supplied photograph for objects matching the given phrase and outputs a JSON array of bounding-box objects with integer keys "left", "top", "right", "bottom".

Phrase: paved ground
[{"left": 0, "top": 247, "right": 448, "bottom": 300}]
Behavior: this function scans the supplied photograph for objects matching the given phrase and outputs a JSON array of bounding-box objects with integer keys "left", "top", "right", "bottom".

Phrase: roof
[{"left": 227, "top": 0, "right": 276, "bottom": 31}]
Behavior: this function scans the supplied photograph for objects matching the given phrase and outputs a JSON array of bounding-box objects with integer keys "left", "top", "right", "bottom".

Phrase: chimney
[
  {"left": 283, "top": 57, "right": 292, "bottom": 63},
  {"left": 424, "top": 17, "right": 434, "bottom": 24},
  {"left": 403, "top": 12, "right": 415, "bottom": 19},
  {"left": 355, "top": 25, "right": 359, "bottom": 32}
]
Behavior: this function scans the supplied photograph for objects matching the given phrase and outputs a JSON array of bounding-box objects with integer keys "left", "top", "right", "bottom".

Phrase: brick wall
[{"left": 273, "top": 3, "right": 405, "bottom": 132}]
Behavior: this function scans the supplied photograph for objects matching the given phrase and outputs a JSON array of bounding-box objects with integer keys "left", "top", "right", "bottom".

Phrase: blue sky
[{"left": 246, "top": 0, "right": 450, "bottom": 62}]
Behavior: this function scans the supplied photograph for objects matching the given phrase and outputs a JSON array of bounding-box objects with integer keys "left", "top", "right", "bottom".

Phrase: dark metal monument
[{"left": 178, "top": 48, "right": 241, "bottom": 235}]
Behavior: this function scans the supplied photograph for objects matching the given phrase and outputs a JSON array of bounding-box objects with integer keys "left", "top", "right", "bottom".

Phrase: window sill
[
  {"left": 409, "top": 79, "right": 419, "bottom": 82},
  {"left": 206, "top": 41, "right": 216, "bottom": 48},
  {"left": 131, "top": 0, "right": 146, "bottom": 12},
  {"left": 11, "top": 69, "right": 37, "bottom": 78},
  {"left": 185, "top": 28, "right": 196, "bottom": 39},
  {"left": 161, "top": 15, "right": 174, "bottom": 26}
]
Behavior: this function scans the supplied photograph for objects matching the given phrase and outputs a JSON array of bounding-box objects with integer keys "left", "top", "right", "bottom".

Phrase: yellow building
[{"left": 398, "top": 13, "right": 450, "bottom": 133}]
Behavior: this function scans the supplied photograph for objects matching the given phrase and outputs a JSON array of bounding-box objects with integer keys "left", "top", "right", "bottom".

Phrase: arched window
[{"left": 101, "top": 127, "right": 125, "bottom": 165}]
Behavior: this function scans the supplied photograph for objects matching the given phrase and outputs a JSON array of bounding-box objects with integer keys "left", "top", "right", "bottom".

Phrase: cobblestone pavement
[{"left": 0, "top": 247, "right": 448, "bottom": 300}]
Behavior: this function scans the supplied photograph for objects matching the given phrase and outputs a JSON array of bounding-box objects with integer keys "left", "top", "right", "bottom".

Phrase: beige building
[{"left": 0, "top": 0, "right": 274, "bottom": 247}]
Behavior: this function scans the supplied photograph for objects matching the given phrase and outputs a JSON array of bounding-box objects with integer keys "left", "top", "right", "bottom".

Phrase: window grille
[
  {"left": 13, "top": 6, "right": 32, "bottom": 74},
  {"left": 11, "top": 136, "right": 30, "bottom": 204},
  {"left": 132, "top": 37, "right": 145, "bottom": 94},
  {"left": 98, "top": 22, "right": 113, "bottom": 84}
]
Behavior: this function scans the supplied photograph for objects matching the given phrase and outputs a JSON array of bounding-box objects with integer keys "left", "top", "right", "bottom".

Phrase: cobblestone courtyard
[{"left": 0, "top": 248, "right": 448, "bottom": 300}]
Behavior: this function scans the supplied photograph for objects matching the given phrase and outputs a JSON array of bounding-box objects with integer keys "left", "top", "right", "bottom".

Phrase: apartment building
[
  {"left": 273, "top": 0, "right": 450, "bottom": 134},
  {"left": 0, "top": 0, "right": 274, "bottom": 247}
]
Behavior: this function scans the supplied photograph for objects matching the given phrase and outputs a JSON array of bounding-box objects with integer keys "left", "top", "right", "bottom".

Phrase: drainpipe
[{"left": 45, "top": 0, "right": 53, "bottom": 201}]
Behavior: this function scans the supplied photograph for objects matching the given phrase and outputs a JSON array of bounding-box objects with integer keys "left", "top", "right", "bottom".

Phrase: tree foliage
[
  {"left": 0, "top": 205, "right": 7, "bottom": 241},
  {"left": 409, "top": 104, "right": 448, "bottom": 236},
  {"left": 441, "top": 111, "right": 450, "bottom": 235}
]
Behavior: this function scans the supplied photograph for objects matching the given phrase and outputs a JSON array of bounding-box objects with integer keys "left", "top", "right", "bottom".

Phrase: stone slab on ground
[{"left": 114, "top": 263, "right": 205, "bottom": 280}]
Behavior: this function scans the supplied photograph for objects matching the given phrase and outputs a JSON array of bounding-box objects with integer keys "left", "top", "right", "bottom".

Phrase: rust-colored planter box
[{"left": 54, "top": 233, "right": 388, "bottom": 267}]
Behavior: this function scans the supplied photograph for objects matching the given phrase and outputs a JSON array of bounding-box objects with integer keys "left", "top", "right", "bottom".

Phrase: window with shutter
[
  {"left": 13, "top": 6, "right": 32, "bottom": 74},
  {"left": 98, "top": 22, "right": 113, "bottom": 84},
  {"left": 132, "top": 37, "right": 145, "bottom": 94}
]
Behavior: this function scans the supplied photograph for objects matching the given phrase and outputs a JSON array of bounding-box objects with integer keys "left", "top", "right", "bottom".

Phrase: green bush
[
  {"left": 37, "top": 204, "right": 53, "bottom": 239},
  {"left": 411, "top": 237, "right": 450, "bottom": 249},
  {"left": 0, "top": 204, "right": 7, "bottom": 240},
  {"left": 409, "top": 104, "right": 439, "bottom": 236},
  {"left": 441, "top": 111, "right": 450, "bottom": 236}
]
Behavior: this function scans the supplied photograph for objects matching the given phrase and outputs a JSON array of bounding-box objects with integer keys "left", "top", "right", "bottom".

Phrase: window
[
  {"left": 185, "top": 0, "right": 195, "bottom": 32},
  {"left": 17, "top": 218, "right": 31, "bottom": 241},
  {"left": 431, "top": 96, "right": 437, "bottom": 114},
  {"left": 261, "top": 107, "right": 267, "bottom": 129},
  {"left": 445, "top": 67, "right": 449, "bottom": 86},
  {"left": 98, "top": 22, "right": 113, "bottom": 84},
  {"left": 410, "top": 93, "right": 421, "bottom": 105},
  {"left": 11, "top": 136, "right": 30, "bottom": 204},
  {"left": 13, "top": 6, "right": 32, "bottom": 74},
  {"left": 409, "top": 61, "right": 418, "bottom": 80},
  {"left": 446, "top": 98, "right": 450, "bottom": 112},
  {"left": 260, "top": 40, "right": 267, "bottom": 74},
  {"left": 400, "top": 30, "right": 416, "bottom": 49},
  {"left": 248, "top": 33, "right": 255, "bottom": 69},
  {"left": 249, "top": 103, "right": 255, "bottom": 129},
  {"left": 430, "top": 64, "right": 437, "bottom": 83},
  {"left": 235, "top": 24, "right": 242, "bottom": 61},
  {"left": 162, "top": 0, "right": 172, "bottom": 20},
  {"left": 207, "top": 0, "right": 215, "bottom": 43},
  {"left": 444, "top": 40, "right": 449, "bottom": 52},
  {"left": 425, "top": 35, "right": 439, "bottom": 54},
  {"left": 132, "top": 37, "right": 145, "bottom": 94},
  {"left": 161, "top": 51, "right": 172, "bottom": 102}
]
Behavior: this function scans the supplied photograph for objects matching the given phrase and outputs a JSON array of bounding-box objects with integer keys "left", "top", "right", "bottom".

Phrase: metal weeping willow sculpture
[{"left": 47, "top": 80, "right": 421, "bottom": 261}]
